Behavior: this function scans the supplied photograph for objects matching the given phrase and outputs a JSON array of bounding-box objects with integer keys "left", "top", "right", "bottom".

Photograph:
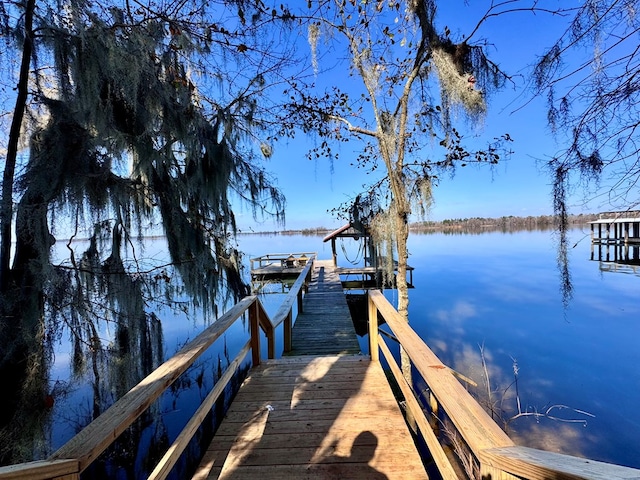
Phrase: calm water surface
[
  {"left": 239, "top": 228, "right": 640, "bottom": 469},
  {"left": 404, "top": 229, "right": 640, "bottom": 468},
  {"left": 42, "top": 227, "right": 639, "bottom": 474}
]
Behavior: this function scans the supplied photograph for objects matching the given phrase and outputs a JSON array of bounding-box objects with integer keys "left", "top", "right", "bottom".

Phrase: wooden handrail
[
  {"left": 369, "top": 291, "right": 512, "bottom": 452},
  {"left": 250, "top": 252, "right": 316, "bottom": 270},
  {"left": 481, "top": 446, "right": 640, "bottom": 480},
  {"left": 368, "top": 290, "right": 640, "bottom": 480},
  {"left": 0, "top": 260, "right": 314, "bottom": 480},
  {"left": 147, "top": 341, "right": 252, "bottom": 480},
  {"left": 49, "top": 296, "right": 258, "bottom": 472},
  {"left": 0, "top": 460, "right": 79, "bottom": 480},
  {"left": 271, "top": 256, "right": 314, "bottom": 328},
  {"left": 377, "top": 334, "right": 459, "bottom": 480}
]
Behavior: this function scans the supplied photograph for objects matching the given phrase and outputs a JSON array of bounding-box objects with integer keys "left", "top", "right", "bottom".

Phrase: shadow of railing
[
  {"left": 0, "top": 257, "right": 315, "bottom": 480},
  {"left": 6, "top": 260, "right": 638, "bottom": 480},
  {"left": 368, "top": 289, "right": 640, "bottom": 480},
  {"left": 203, "top": 355, "right": 394, "bottom": 479}
]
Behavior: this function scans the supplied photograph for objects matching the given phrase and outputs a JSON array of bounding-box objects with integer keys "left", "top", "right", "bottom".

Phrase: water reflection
[
  {"left": 9, "top": 229, "right": 638, "bottom": 474},
  {"left": 591, "top": 243, "right": 640, "bottom": 275},
  {"left": 0, "top": 232, "right": 253, "bottom": 479},
  {"left": 509, "top": 421, "right": 594, "bottom": 457},
  {"left": 238, "top": 229, "right": 640, "bottom": 470},
  {"left": 0, "top": 308, "right": 166, "bottom": 467}
]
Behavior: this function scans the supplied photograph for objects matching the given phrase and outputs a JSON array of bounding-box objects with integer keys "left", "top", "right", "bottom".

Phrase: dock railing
[
  {"left": 0, "top": 256, "right": 315, "bottom": 480},
  {"left": 250, "top": 252, "right": 316, "bottom": 270},
  {"left": 368, "top": 289, "right": 640, "bottom": 480}
]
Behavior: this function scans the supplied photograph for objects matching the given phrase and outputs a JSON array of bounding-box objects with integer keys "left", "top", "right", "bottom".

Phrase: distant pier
[
  {"left": 590, "top": 211, "right": 640, "bottom": 272},
  {"left": 590, "top": 211, "right": 640, "bottom": 245}
]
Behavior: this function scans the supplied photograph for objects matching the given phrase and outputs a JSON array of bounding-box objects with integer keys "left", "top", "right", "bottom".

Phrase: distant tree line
[
  {"left": 242, "top": 213, "right": 598, "bottom": 236},
  {"left": 410, "top": 213, "right": 598, "bottom": 234}
]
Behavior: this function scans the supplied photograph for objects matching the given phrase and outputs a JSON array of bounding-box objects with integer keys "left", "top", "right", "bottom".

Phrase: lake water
[
  {"left": 34, "top": 226, "right": 640, "bottom": 474},
  {"left": 406, "top": 229, "right": 639, "bottom": 468},
  {"left": 239, "top": 228, "right": 640, "bottom": 470}
]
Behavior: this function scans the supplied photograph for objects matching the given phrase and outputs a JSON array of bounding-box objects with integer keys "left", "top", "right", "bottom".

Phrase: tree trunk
[
  {"left": 395, "top": 207, "right": 410, "bottom": 320},
  {"left": 0, "top": 0, "right": 43, "bottom": 461},
  {"left": 393, "top": 195, "right": 415, "bottom": 429},
  {"left": 0, "top": 0, "right": 35, "bottom": 291},
  {"left": 0, "top": 190, "right": 51, "bottom": 464}
]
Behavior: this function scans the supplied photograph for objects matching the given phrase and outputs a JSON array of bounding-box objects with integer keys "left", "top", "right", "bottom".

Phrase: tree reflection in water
[{"left": 0, "top": 230, "right": 249, "bottom": 480}]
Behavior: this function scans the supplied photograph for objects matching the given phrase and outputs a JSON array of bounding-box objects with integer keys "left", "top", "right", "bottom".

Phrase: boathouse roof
[
  {"left": 322, "top": 222, "right": 368, "bottom": 242},
  {"left": 589, "top": 211, "right": 640, "bottom": 223},
  {"left": 590, "top": 217, "right": 640, "bottom": 224}
]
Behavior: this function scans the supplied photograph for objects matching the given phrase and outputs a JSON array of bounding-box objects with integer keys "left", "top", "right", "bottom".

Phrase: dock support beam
[
  {"left": 249, "top": 302, "right": 261, "bottom": 366},
  {"left": 368, "top": 294, "right": 379, "bottom": 363}
]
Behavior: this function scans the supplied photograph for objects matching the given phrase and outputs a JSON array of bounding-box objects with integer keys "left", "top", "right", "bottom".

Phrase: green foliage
[
  {"left": 14, "top": 1, "right": 287, "bottom": 318},
  {"left": 0, "top": 0, "right": 292, "bottom": 461},
  {"left": 289, "top": 1, "right": 514, "bottom": 306}
]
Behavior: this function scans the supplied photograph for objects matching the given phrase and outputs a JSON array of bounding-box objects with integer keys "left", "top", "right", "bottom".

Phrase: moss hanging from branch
[
  {"left": 1, "top": 0, "right": 290, "bottom": 461},
  {"left": 432, "top": 47, "right": 485, "bottom": 117}
]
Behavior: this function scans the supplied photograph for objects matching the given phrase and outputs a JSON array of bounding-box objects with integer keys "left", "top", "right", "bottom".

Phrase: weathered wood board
[
  {"left": 193, "top": 355, "right": 429, "bottom": 480},
  {"left": 286, "top": 260, "right": 361, "bottom": 356}
]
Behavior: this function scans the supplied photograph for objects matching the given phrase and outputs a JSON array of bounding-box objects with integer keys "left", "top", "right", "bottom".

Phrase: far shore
[{"left": 239, "top": 213, "right": 599, "bottom": 236}]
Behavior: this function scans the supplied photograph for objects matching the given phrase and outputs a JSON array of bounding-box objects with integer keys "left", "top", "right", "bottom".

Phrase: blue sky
[{"left": 237, "top": 1, "right": 601, "bottom": 232}]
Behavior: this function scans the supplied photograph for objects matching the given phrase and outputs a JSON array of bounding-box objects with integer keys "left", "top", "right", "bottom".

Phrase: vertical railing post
[
  {"left": 297, "top": 288, "right": 303, "bottom": 315},
  {"left": 305, "top": 258, "right": 313, "bottom": 294},
  {"left": 368, "top": 292, "right": 379, "bottom": 362},
  {"left": 267, "top": 333, "right": 275, "bottom": 359},
  {"left": 249, "top": 300, "right": 261, "bottom": 367},
  {"left": 283, "top": 311, "right": 292, "bottom": 353},
  {"left": 625, "top": 221, "right": 630, "bottom": 245},
  {"left": 428, "top": 391, "right": 440, "bottom": 435}
]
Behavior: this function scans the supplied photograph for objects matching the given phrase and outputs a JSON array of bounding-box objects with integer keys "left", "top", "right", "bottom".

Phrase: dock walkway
[
  {"left": 193, "top": 260, "right": 428, "bottom": 479},
  {"left": 287, "top": 259, "right": 361, "bottom": 356},
  {"left": 4, "top": 255, "right": 639, "bottom": 479}
]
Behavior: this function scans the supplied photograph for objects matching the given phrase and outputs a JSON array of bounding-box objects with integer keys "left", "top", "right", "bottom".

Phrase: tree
[
  {"left": 284, "top": 0, "right": 515, "bottom": 383},
  {"left": 533, "top": 0, "right": 640, "bottom": 300},
  {"left": 0, "top": 0, "right": 291, "bottom": 463}
]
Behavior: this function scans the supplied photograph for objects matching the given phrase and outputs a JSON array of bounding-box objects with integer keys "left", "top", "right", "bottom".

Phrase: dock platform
[
  {"left": 194, "top": 355, "right": 428, "bottom": 479},
  {"left": 193, "top": 260, "right": 428, "bottom": 479},
  {"left": 287, "top": 260, "right": 361, "bottom": 356},
  {"left": 249, "top": 251, "right": 414, "bottom": 291},
  {"left": 249, "top": 253, "right": 315, "bottom": 291}
]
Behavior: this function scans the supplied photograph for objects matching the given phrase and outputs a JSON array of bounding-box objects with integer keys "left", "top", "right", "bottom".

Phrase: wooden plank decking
[
  {"left": 193, "top": 355, "right": 429, "bottom": 480},
  {"left": 193, "top": 259, "right": 428, "bottom": 479},
  {"left": 287, "top": 259, "right": 361, "bottom": 356}
]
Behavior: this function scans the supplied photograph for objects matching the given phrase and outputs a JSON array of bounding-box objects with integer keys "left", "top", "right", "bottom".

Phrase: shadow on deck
[
  {"left": 195, "top": 259, "right": 427, "bottom": 479},
  {"left": 194, "top": 355, "right": 427, "bottom": 479}
]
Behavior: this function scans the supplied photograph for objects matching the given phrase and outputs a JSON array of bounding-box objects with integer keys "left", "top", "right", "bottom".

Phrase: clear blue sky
[{"left": 237, "top": 1, "right": 600, "bottom": 232}]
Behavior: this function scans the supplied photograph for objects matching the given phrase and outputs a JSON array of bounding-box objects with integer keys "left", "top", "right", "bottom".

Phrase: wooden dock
[
  {"left": 194, "top": 355, "right": 428, "bottom": 479},
  {"left": 249, "top": 251, "right": 414, "bottom": 291},
  {"left": 287, "top": 260, "right": 361, "bottom": 356},
  {"left": 590, "top": 213, "right": 640, "bottom": 271},
  {"left": 249, "top": 253, "right": 315, "bottom": 292},
  {"left": 193, "top": 260, "right": 427, "bottom": 479},
  {"left": 6, "top": 254, "right": 640, "bottom": 480}
]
